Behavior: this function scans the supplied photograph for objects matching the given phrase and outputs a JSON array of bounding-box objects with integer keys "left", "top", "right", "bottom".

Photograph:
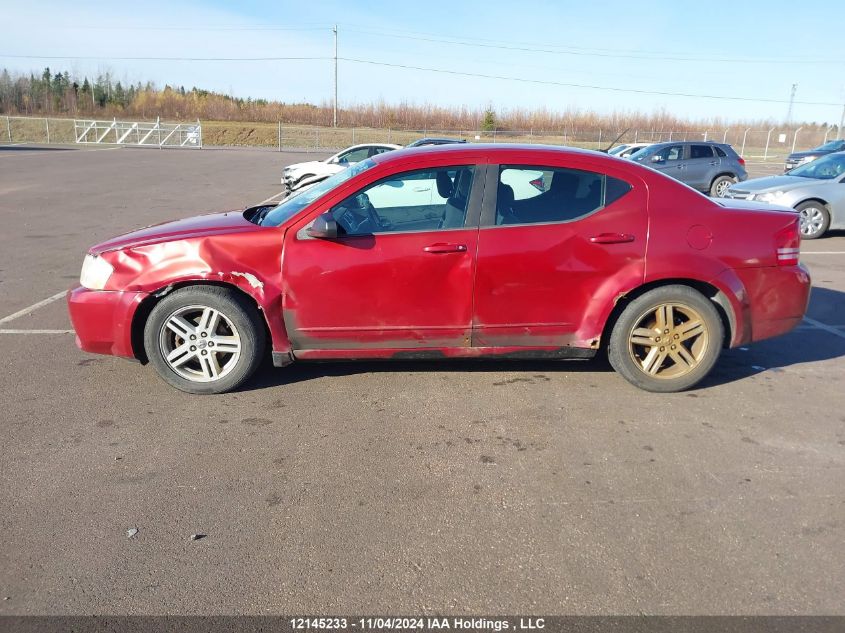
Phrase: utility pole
[
  {"left": 839, "top": 102, "right": 845, "bottom": 140},
  {"left": 333, "top": 24, "right": 338, "bottom": 128},
  {"left": 786, "top": 83, "right": 797, "bottom": 124}
]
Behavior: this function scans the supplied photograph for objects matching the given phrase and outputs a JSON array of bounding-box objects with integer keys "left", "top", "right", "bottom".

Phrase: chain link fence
[{"left": 5, "top": 116, "right": 841, "bottom": 163}]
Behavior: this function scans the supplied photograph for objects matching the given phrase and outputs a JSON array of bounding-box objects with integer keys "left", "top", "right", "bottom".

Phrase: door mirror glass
[{"left": 307, "top": 212, "right": 339, "bottom": 239}]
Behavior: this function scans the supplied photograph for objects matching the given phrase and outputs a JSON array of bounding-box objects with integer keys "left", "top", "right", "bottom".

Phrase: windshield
[
  {"left": 608, "top": 145, "right": 629, "bottom": 155},
  {"left": 628, "top": 146, "right": 653, "bottom": 160},
  {"left": 260, "top": 159, "right": 376, "bottom": 226},
  {"left": 814, "top": 140, "right": 844, "bottom": 151},
  {"left": 787, "top": 152, "right": 845, "bottom": 179}
]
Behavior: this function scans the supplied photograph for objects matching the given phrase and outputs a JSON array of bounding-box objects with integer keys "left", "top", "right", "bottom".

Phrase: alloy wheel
[
  {"left": 159, "top": 305, "right": 242, "bottom": 382},
  {"left": 714, "top": 179, "right": 731, "bottom": 197},
  {"left": 627, "top": 303, "right": 709, "bottom": 379}
]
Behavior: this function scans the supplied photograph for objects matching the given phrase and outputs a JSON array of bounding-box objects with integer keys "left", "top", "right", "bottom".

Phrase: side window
[
  {"left": 690, "top": 145, "right": 715, "bottom": 159},
  {"left": 496, "top": 165, "right": 631, "bottom": 226},
  {"left": 369, "top": 146, "right": 394, "bottom": 157},
  {"left": 337, "top": 147, "right": 371, "bottom": 164},
  {"left": 714, "top": 146, "right": 727, "bottom": 158},
  {"left": 656, "top": 145, "right": 684, "bottom": 161},
  {"left": 330, "top": 166, "right": 475, "bottom": 236}
]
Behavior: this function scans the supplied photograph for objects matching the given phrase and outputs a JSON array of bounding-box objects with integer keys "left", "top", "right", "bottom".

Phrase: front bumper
[{"left": 67, "top": 286, "right": 149, "bottom": 359}]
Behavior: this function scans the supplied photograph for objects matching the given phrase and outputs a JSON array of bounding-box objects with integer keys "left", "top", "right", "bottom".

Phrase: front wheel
[
  {"left": 795, "top": 201, "right": 830, "bottom": 239},
  {"left": 608, "top": 285, "right": 724, "bottom": 393},
  {"left": 709, "top": 175, "right": 736, "bottom": 197},
  {"left": 143, "top": 286, "right": 266, "bottom": 394}
]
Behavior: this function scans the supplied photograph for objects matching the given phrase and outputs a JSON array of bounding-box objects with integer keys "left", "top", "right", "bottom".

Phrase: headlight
[
  {"left": 755, "top": 191, "right": 785, "bottom": 204},
  {"left": 79, "top": 254, "right": 114, "bottom": 290},
  {"left": 800, "top": 155, "right": 816, "bottom": 164}
]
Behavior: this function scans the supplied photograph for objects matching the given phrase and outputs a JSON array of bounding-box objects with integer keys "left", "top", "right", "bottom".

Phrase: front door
[
  {"left": 282, "top": 163, "right": 484, "bottom": 353},
  {"left": 472, "top": 163, "right": 647, "bottom": 349},
  {"left": 648, "top": 143, "right": 687, "bottom": 181}
]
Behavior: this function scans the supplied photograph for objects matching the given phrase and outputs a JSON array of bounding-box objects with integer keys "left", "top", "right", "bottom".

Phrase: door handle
[
  {"left": 709, "top": 160, "right": 718, "bottom": 166},
  {"left": 424, "top": 243, "right": 468, "bottom": 253},
  {"left": 413, "top": 186, "right": 431, "bottom": 192},
  {"left": 589, "top": 233, "right": 635, "bottom": 244},
  {"left": 676, "top": 164, "right": 684, "bottom": 169}
]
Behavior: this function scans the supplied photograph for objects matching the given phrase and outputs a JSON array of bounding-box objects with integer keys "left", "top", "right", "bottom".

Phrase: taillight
[
  {"left": 775, "top": 221, "right": 800, "bottom": 266},
  {"left": 738, "top": 157, "right": 746, "bottom": 166}
]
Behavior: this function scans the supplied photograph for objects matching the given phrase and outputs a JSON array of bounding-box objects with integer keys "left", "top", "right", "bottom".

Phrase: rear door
[
  {"left": 472, "top": 162, "right": 647, "bottom": 349},
  {"left": 686, "top": 144, "right": 719, "bottom": 191}
]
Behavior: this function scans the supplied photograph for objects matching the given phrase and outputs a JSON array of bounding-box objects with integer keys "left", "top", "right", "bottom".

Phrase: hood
[
  {"left": 729, "top": 174, "right": 814, "bottom": 193},
  {"left": 90, "top": 211, "right": 264, "bottom": 255},
  {"left": 787, "top": 150, "right": 829, "bottom": 160},
  {"left": 286, "top": 159, "right": 326, "bottom": 173}
]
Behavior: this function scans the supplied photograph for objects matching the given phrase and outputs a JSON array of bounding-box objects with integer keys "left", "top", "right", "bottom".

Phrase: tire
[
  {"left": 795, "top": 201, "right": 830, "bottom": 240},
  {"left": 143, "top": 286, "right": 266, "bottom": 394},
  {"left": 608, "top": 285, "right": 724, "bottom": 393},
  {"left": 709, "top": 174, "right": 735, "bottom": 198}
]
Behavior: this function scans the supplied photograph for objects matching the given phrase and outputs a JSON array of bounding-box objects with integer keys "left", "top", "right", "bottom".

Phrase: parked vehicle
[
  {"left": 282, "top": 143, "right": 400, "bottom": 191},
  {"left": 784, "top": 139, "right": 845, "bottom": 172},
  {"left": 724, "top": 152, "right": 845, "bottom": 239},
  {"left": 406, "top": 137, "right": 467, "bottom": 147},
  {"left": 629, "top": 141, "right": 747, "bottom": 197},
  {"left": 608, "top": 142, "right": 651, "bottom": 158},
  {"left": 68, "top": 144, "right": 809, "bottom": 395}
]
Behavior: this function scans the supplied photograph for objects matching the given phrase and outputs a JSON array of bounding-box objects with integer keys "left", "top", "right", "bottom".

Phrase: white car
[
  {"left": 608, "top": 142, "right": 652, "bottom": 158},
  {"left": 282, "top": 143, "right": 401, "bottom": 191}
]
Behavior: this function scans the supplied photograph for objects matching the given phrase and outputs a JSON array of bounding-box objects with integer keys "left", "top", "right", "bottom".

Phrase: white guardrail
[{"left": 73, "top": 117, "right": 202, "bottom": 148}]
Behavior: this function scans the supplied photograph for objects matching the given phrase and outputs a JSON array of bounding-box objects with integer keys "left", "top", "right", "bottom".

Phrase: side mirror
[
  {"left": 651, "top": 155, "right": 664, "bottom": 163},
  {"left": 307, "top": 212, "right": 338, "bottom": 239}
]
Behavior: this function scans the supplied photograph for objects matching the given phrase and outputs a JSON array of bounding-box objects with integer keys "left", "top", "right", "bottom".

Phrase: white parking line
[
  {"left": 256, "top": 189, "right": 287, "bottom": 206},
  {"left": 0, "top": 329, "right": 73, "bottom": 334},
  {"left": 801, "top": 251, "right": 845, "bottom": 255},
  {"left": 0, "top": 291, "right": 66, "bottom": 324},
  {"left": 803, "top": 317, "right": 845, "bottom": 340}
]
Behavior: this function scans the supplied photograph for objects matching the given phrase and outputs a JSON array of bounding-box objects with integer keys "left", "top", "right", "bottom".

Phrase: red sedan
[{"left": 67, "top": 144, "right": 810, "bottom": 394}]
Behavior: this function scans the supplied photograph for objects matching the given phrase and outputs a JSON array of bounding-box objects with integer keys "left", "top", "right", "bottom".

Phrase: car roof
[
  {"left": 340, "top": 143, "right": 402, "bottom": 151},
  {"left": 373, "top": 143, "right": 612, "bottom": 166}
]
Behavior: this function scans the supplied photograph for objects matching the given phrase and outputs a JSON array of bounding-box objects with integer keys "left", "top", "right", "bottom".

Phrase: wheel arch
[
  {"left": 793, "top": 196, "right": 830, "bottom": 210},
  {"left": 130, "top": 280, "right": 275, "bottom": 364},
  {"left": 712, "top": 171, "right": 737, "bottom": 181},
  {"left": 598, "top": 277, "right": 736, "bottom": 351}
]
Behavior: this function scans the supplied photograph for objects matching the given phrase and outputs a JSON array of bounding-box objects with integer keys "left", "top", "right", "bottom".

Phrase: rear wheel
[
  {"left": 709, "top": 175, "right": 735, "bottom": 197},
  {"left": 795, "top": 201, "right": 830, "bottom": 239},
  {"left": 608, "top": 285, "right": 723, "bottom": 392},
  {"left": 143, "top": 286, "right": 266, "bottom": 394}
]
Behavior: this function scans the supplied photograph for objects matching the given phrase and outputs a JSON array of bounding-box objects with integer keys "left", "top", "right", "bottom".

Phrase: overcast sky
[{"left": 2, "top": 0, "right": 844, "bottom": 124}]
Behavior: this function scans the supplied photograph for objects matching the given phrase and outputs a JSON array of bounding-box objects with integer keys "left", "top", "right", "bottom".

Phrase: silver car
[{"left": 723, "top": 152, "right": 845, "bottom": 239}]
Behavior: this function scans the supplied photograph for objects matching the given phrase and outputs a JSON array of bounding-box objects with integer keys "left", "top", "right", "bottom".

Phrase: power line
[
  {"left": 2, "top": 52, "right": 840, "bottom": 106},
  {"left": 0, "top": 54, "right": 331, "bottom": 62},
  {"left": 341, "top": 27, "right": 842, "bottom": 65},
  {"left": 339, "top": 57, "right": 842, "bottom": 106},
  {"left": 65, "top": 25, "right": 332, "bottom": 31}
]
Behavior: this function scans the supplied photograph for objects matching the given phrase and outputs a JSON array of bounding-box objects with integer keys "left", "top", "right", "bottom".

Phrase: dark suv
[
  {"left": 629, "top": 141, "right": 747, "bottom": 197},
  {"left": 784, "top": 139, "right": 845, "bottom": 172}
]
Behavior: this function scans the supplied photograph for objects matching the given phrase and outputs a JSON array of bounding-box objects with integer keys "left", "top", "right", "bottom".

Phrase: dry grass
[{"left": 2, "top": 114, "right": 805, "bottom": 161}]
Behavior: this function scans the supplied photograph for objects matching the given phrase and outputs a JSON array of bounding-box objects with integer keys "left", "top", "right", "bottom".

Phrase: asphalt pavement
[{"left": 0, "top": 144, "right": 843, "bottom": 615}]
